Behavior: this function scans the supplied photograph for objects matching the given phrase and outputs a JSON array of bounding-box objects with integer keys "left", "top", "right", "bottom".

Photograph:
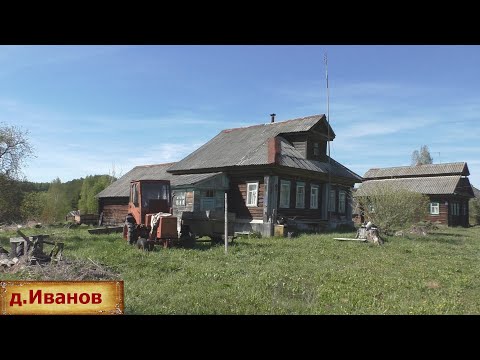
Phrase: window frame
[
  {"left": 329, "top": 189, "right": 336, "bottom": 212},
  {"left": 279, "top": 180, "right": 291, "bottom": 208},
  {"left": 246, "top": 181, "right": 259, "bottom": 207},
  {"left": 174, "top": 191, "right": 186, "bottom": 207},
  {"left": 310, "top": 185, "right": 319, "bottom": 209},
  {"left": 295, "top": 182, "right": 305, "bottom": 209},
  {"left": 338, "top": 190, "right": 346, "bottom": 214},
  {"left": 430, "top": 201, "right": 440, "bottom": 215}
]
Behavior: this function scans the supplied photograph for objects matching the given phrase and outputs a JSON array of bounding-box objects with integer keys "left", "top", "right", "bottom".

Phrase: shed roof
[
  {"left": 96, "top": 163, "right": 220, "bottom": 198},
  {"left": 355, "top": 175, "right": 474, "bottom": 197},
  {"left": 363, "top": 162, "right": 469, "bottom": 179}
]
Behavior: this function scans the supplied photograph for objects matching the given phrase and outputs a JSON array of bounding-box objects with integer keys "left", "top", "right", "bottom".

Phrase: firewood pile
[{"left": 0, "top": 230, "right": 119, "bottom": 280}]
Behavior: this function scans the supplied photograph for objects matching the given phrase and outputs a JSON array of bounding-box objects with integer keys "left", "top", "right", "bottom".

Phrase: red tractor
[{"left": 123, "top": 179, "right": 192, "bottom": 250}]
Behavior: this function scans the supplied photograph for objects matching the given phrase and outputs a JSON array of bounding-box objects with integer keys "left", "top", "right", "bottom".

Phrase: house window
[
  {"left": 174, "top": 191, "right": 186, "bottom": 206},
  {"left": 280, "top": 180, "right": 291, "bottom": 208},
  {"left": 430, "top": 202, "right": 439, "bottom": 215},
  {"left": 246, "top": 182, "right": 259, "bottom": 207},
  {"left": 329, "top": 189, "right": 336, "bottom": 212},
  {"left": 310, "top": 185, "right": 319, "bottom": 209},
  {"left": 204, "top": 189, "right": 214, "bottom": 197},
  {"left": 338, "top": 190, "right": 346, "bottom": 214},
  {"left": 296, "top": 182, "right": 305, "bottom": 208},
  {"left": 450, "top": 202, "right": 460, "bottom": 216},
  {"left": 313, "top": 142, "right": 320, "bottom": 156}
]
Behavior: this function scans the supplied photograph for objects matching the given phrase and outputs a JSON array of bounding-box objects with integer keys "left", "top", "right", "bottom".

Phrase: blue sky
[{"left": 1, "top": 45, "right": 479, "bottom": 187}]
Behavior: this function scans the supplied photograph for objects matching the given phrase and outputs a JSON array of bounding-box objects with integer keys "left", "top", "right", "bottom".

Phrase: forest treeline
[{"left": 0, "top": 174, "right": 114, "bottom": 224}]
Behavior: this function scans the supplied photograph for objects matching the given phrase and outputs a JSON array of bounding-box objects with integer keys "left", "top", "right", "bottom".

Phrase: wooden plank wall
[
  {"left": 228, "top": 174, "right": 264, "bottom": 219},
  {"left": 426, "top": 197, "right": 448, "bottom": 225}
]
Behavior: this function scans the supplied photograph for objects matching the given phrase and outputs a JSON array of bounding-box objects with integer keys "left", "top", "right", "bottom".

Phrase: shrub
[{"left": 357, "top": 182, "right": 430, "bottom": 233}]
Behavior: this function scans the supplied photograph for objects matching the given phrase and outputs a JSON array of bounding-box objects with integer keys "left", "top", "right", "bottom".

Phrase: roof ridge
[
  {"left": 135, "top": 162, "right": 177, "bottom": 168},
  {"left": 368, "top": 162, "right": 465, "bottom": 171},
  {"left": 222, "top": 114, "right": 324, "bottom": 133}
]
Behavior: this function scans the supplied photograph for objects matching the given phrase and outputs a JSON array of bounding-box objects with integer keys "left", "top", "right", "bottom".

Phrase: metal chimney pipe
[{"left": 270, "top": 113, "right": 276, "bottom": 123}]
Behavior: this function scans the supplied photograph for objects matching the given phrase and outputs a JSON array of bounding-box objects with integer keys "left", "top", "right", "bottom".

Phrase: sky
[{"left": 1, "top": 45, "right": 479, "bottom": 187}]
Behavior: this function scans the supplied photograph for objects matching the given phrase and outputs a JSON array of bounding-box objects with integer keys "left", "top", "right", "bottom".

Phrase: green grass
[{"left": 1, "top": 225, "right": 479, "bottom": 314}]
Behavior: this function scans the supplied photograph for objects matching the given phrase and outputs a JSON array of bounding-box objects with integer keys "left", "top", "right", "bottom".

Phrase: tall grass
[{"left": 1, "top": 225, "right": 479, "bottom": 314}]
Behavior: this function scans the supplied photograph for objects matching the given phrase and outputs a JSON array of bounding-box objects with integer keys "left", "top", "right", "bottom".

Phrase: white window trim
[
  {"left": 430, "top": 202, "right": 439, "bottom": 215},
  {"left": 310, "top": 185, "right": 319, "bottom": 209},
  {"left": 280, "top": 180, "right": 291, "bottom": 208},
  {"left": 338, "top": 190, "right": 346, "bottom": 214},
  {"left": 174, "top": 191, "right": 186, "bottom": 206},
  {"left": 296, "top": 182, "right": 305, "bottom": 209},
  {"left": 246, "top": 181, "right": 259, "bottom": 207}
]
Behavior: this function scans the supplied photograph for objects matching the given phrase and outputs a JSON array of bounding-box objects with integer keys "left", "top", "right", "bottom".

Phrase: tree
[
  {"left": 0, "top": 175, "right": 23, "bottom": 223},
  {"left": 411, "top": 145, "right": 433, "bottom": 166},
  {"left": 0, "top": 124, "right": 34, "bottom": 223},
  {"left": 357, "top": 182, "right": 430, "bottom": 233},
  {"left": 0, "top": 123, "right": 34, "bottom": 179},
  {"left": 78, "top": 175, "right": 112, "bottom": 214},
  {"left": 41, "top": 178, "right": 70, "bottom": 223},
  {"left": 20, "top": 191, "right": 47, "bottom": 222}
]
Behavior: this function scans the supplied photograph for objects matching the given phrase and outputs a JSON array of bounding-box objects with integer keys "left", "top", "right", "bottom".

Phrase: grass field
[{"left": 1, "top": 225, "right": 479, "bottom": 314}]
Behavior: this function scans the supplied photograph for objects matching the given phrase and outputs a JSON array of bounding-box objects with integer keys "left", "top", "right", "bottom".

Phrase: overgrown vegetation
[
  {"left": 470, "top": 197, "right": 480, "bottom": 226},
  {"left": 356, "top": 182, "right": 430, "bottom": 233},
  {"left": 1, "top": 175, "right": 114, "bottom": 225},
  {"left": 78, "top": 175, "right": 113, "bottom": 214},
  {"left": 1, "top": 225, "right": 479, "bottom": 314}
]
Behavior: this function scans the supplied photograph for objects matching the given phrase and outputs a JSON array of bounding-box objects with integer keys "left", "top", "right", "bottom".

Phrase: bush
[
  {"left": 357, "top": 182, "right": 430, "bottom": 233},
  {"left": 470, "top": 198, "right": 480, "bottom": 226}
]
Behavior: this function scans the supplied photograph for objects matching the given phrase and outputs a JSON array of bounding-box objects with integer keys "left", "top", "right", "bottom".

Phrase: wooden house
[
  {"left": 167, "top": 114, "right": 362, "bottom": 235},
  {"left": 355, "top": 162, "right": 475, "bottom": 227}
]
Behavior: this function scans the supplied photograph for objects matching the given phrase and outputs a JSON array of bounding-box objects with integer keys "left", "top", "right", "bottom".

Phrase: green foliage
[
  {"left": 78, "top": 175, "right": 113, "bottom": 214},
  {"left": 0, "top": 174, "right": 23, "bottom": 223},
  {"left": 357, "top": 182, "right": 430, "bottom": 233},
  {"left": 63, "top": 178, "right": 84, "bottom": 210},
  {"left": 20, "top": 191, "right": 47, "bottom": 222},
  {"left": 1, "top": 226, "right": 479, "bottom": 314},
  {"left": 0, "top": 123, "right": 34, "bottom": 179},
  {"left": 411, "top": 145, "right": 433, "bottom": 165},
  {"left": 41, "top": 177, "right": 70, "bottom": 223},
  {"left": 469, "top": 198, "right": 480, "bottom": 226},
  {"left": 248, "top": 231, "right": 262, "bottom": 239}
]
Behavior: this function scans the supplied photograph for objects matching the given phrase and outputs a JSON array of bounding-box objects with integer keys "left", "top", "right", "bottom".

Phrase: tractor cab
[{"left": 128, "top": 179, "right": 172, "bottom": 226}]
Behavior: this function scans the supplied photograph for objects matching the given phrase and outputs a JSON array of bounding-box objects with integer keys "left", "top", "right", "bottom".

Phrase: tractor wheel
[{"left": 181, "top": 233, "right": 196, "bottom": 249}]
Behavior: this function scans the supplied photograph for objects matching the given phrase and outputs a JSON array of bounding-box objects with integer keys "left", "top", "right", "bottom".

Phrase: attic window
[{"left": 313, "top": 142, "right": 320, "bottom": 156}]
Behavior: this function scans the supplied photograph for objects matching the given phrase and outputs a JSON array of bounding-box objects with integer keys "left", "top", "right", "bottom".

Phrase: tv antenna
[{"left": 325, "top": 52, "right": 332, "bottom": 222}]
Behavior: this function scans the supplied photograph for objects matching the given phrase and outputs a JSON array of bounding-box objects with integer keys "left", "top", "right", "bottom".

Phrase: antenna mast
[{"left": 325, "top": 52, "right": 331, "bottom": 222}]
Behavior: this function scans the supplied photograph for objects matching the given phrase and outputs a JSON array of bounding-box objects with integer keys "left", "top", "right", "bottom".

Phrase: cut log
[{"left": 334, "top": 237, "right": 367, "bottom": 241}]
